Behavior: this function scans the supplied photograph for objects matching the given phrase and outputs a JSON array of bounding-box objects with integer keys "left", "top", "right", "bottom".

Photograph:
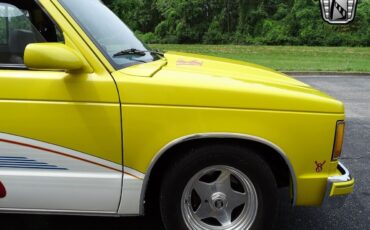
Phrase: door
[{"left": 0, "top": 1, "right": 122, "bottom": 213}]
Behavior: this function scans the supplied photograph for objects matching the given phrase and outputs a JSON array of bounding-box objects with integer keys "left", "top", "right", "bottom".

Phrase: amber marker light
[{"left": 332, "top": 121, "right": 345, "bottom": 161}]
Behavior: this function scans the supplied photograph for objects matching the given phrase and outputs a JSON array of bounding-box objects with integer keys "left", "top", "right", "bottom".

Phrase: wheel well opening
[{"left": 143, "top": 138, "right": 293, "bottom": 216}]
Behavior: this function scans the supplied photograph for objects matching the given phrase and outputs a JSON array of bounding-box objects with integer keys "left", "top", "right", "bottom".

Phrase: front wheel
[{"left": 160, "top": 145, "right": 278, "bottom": 230}]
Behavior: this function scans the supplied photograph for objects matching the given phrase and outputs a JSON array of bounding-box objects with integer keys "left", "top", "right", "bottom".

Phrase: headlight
[{"left": 332, "top": 121, "right": 345, "bottom": 161}]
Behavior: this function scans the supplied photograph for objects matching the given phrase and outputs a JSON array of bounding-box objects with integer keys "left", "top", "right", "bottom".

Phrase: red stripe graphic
[
  {"left": 124, "top": 171, "right": 142, "bottom": 179},
  {"left": 0, "top": 138, "right": 123, "bottom": 173}
]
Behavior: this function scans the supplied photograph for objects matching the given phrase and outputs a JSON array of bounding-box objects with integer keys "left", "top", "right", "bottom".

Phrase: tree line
[{"left": 103, "top": 0, "right": 370, "bottom": 46}]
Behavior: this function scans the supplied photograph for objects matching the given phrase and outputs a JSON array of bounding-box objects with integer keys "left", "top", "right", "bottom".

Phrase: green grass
[{"left": 150, "top": 44, "right": 370, "bottom": 73}]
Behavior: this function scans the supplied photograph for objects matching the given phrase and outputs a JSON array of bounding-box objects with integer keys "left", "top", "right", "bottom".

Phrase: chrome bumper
[{"left": 322, "top": 162, "right": 354, "bottom": 208}]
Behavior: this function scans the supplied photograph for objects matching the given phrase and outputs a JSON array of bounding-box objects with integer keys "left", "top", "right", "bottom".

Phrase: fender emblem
[
  {"left": 315, "top": 161, "right": 326, "bottom": 173},
  {"left": 0, "top": 181, "right": 6, "bottom": 198}
]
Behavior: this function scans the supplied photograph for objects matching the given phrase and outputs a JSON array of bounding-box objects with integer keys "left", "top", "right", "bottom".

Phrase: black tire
[{"left": 160, "top": 144, "right": 278, "bottom": 230}]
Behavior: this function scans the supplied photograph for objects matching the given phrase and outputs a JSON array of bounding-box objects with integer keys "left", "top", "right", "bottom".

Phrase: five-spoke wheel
[
  {"left": 160, "top": 144, "right": 278, "bottom": 230},
  {"left": 181, "top": 166, "right": 258, "bottom": 229}
]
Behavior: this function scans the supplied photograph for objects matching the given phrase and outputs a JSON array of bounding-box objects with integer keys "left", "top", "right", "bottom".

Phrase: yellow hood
[
  {"left": 115, "top": 52, "right": 344, "bottom": 114},
  {"left": 164, "top": 52, "right": 309, "bottom": 88}
]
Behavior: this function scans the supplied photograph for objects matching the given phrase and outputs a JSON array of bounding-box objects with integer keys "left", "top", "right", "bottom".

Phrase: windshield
[{"left": 59, "top": 0, "right": 159, "bottom": 69}]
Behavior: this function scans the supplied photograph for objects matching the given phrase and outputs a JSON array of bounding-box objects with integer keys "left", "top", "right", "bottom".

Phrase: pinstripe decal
[
  {"left": 0, "top": 156, "right": 67, "bottom": 170},
  {"left": 0, "top": 133, "right": 145, "bottom": 180},
  {"left": 0, "top": 138, "right": 121, "bottom": 173}
]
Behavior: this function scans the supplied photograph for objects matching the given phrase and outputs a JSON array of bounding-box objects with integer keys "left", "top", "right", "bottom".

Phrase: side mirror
[{"left": 24, "top": 43, "right": 84, "bottom": 71}]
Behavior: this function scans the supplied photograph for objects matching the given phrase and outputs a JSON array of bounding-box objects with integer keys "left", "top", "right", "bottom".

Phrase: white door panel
[{"left": 0, "top": 133, "right": 122, "bottom": 211}]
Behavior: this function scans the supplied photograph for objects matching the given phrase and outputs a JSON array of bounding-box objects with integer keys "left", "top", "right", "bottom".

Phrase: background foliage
[{"left": 103, "top": 0, "right": 370, "bottom": 46}]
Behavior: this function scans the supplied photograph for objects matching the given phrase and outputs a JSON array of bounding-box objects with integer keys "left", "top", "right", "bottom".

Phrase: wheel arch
[{"left": 139, "top": 133, "right": 297, "bottom": 215}]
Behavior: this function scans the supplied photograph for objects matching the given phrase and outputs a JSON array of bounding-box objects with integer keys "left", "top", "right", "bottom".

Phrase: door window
[{"left": 0, "top": 2, "right": 63, "bottom": 66}]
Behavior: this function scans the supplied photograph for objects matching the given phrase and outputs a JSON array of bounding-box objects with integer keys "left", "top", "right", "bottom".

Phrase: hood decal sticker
[{"left": 176, "top": 59, "right": 203, "bottom": 66}]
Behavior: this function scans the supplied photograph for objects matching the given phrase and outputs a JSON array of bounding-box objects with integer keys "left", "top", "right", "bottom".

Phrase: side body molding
[{"left": 139, "top": 133, "right": 297, "bottom": 215}]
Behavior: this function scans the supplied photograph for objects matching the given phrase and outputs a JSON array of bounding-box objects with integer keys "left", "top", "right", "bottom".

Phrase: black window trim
[
  {"left": 35, "top": 0, "right": 64, "bottom": 42},
  {"left": 0, "top": 63, "right": 28, "bottom": 70}
]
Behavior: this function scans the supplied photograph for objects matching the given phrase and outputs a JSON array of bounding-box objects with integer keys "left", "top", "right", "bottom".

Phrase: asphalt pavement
[{"left": 1, "top": 75, "right": 369, "bottom": 230}]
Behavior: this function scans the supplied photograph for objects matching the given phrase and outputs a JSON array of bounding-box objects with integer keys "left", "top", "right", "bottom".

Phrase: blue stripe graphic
[
  {"left": 0, "top": 166, "right": 67, "bottom": 170},
  {"left": 0, "top": 156, "right": 67, "bottom": 170},
  {"left": 0, "top": 156, "right": 28, "bottom": 159},
  {"left": 0, "top": 161, "right": 48, "bottom": 165}
]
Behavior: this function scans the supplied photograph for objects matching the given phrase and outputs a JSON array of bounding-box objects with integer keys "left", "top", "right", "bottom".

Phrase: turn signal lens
[{"left": 332, "top": 121, "right": 345, "bottom": 161}]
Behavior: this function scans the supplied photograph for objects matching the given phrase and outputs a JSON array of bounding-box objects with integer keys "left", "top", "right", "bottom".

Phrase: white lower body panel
[
  {"left": 0, "top": 133, "right": 122, "bottom": 212},
  {"left": 118, "top": 168, "right": 145, "bottom": 215},
  {"left": 0, "top": 170, "right": 121, "bottom": 211}
]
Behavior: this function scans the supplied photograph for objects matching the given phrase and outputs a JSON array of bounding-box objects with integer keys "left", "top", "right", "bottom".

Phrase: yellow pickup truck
[{"left": 0, "top": 0, "right": 354, "bottom": 229}]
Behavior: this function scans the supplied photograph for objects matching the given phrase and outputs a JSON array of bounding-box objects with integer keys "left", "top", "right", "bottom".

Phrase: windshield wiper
[
  {"left": 113, "top": 48, "right": 164, "bottom": 58},
  {"left": 149, "top": 49, "right": 165, "bottom": 57}
]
